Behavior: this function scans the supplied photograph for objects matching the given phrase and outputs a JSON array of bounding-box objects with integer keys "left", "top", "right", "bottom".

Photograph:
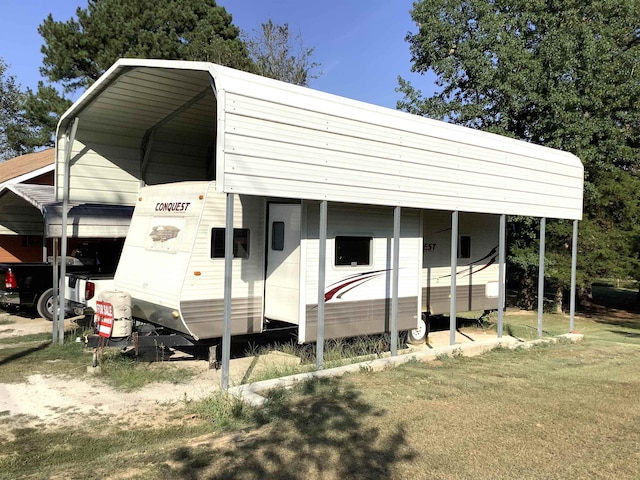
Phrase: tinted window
[
  {"left": 272, "top": 222, "right": 285, "bottom": 251},
  {"left": 458, "top": 235, "right": 471, "bottom": 259},
  {"left": 211, "top": 228, "right": 250, "bottom": 259},
  {"left": 335, "top": 236, "right": 372, "bottom": 266}
]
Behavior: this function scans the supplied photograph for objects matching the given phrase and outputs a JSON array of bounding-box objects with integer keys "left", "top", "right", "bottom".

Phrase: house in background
[
  {"left": 0, "top": 149, "right": 131, "bottom": 265},
  {"left": 0, "top": 149, "right": 55, "bottom": 262}
]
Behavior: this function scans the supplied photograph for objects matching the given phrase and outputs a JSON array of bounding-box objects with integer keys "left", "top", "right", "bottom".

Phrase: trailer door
[{"left": 264, "top": 204, "right": 301, "bottom": 324}]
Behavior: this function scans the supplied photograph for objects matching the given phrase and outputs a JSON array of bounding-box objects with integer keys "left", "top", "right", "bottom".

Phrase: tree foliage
[
  {"left": 0, "top": 59, "right": 26, "bottom": 160},
  {"left": 38, "top": 0, "right": 254, "bottom": 94},
  {"left": 399, "top": 0, "right": 640, "bottom": 304},
  {"left": 0, "top": 59, "right": 72, "bottom": 159},
  {"left": 244, "top": 20, "right": 322, "bottom": 86}
]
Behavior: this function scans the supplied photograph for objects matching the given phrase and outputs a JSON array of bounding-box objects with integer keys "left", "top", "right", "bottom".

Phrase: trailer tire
[
  {"left": 36, "top": 288, "right": 55, "bottom": 321},
  {"left": 407, "top": 315, "right": 429, "bottom": 345}
]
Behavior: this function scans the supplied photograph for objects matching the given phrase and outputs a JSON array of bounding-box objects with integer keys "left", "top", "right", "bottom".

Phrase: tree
[
  {"left": 38, "top": 0, "right": 254, "bottom": 95},
  {"left": 0, "top": 58, "right": 26, "bottom": 160},
  {"left": 6, "top": 83, "right": 72, "bottom": 154},
  {"left": 244, "top": 20, "right": 322, "bottom": 86},
  {"left": 398, "top": 0, "right": 640, "bottom": 306}
]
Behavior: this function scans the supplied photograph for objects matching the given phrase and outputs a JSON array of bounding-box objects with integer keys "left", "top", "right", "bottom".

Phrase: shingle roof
[{"left": 0, "top": 149, "right": 55, "bottom": 184}]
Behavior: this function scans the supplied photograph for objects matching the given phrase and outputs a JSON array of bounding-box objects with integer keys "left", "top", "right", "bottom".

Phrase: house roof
[{"left": 0, "top": 149, "right": 55, "bottom": 184}]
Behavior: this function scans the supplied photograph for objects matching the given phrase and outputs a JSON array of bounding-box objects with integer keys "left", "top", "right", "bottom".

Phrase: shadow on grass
[
  {"left": 589, "top": 285, "right": 639, "bottom": 313},
  {"left": 165, "top": 378, "right": 416, "bottom": 479},
  {"left": 607, "top": 329, "right": 640, "bottom": 338},
  {"left": 0, "top": 342, "right": 50, "bottom": 366},
  {"left": 592, "top": 316, "right": 640, "bottom": 331}
]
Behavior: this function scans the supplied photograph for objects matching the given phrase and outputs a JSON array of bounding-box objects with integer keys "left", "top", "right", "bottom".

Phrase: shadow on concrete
[{"left": 164, "top": 378, "right": 417, "bottom": 479}]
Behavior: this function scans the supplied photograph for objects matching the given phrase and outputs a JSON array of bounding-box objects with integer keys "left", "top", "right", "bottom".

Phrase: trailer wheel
[
  {"left": 36, "top": 288, "right": 55, "bottom": 321},
  {"left": 407, "top": 315, "right": 429, "bottom": 345}
]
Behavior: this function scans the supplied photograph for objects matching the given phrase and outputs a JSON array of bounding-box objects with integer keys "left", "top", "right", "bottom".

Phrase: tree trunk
[
  {"left": 518, "top": 275, "right": 536, "bottom": 310},
  {"left": 578, "top": 285, "right": 593, "bottom": 308},
  {"left": 555, "top": 286, "right": 563, "bottom": 314}
]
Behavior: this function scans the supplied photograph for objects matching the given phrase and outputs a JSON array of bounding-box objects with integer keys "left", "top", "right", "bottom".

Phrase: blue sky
[{"left": 0, "top": 0, "right": 435, "bottom": 108}]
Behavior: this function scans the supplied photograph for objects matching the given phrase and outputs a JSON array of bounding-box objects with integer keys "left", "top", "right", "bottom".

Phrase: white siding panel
[
  {"left": 181, "top": 188, "right": 265, "bottom": 304},
  {"left": 220, "top": 86, "right": 583, "bottom": 219},
  {"left": 223, "top": 174, "right": 576, "bottom": 219},
  {"left": 114, "top": 182, "right": 209, "bottom": 309},
  {"left": 57, "top": 139, "right": 141, "bottom": 205},
  {"left": 223, "top": 146, "right": 581, "bottom": 202},
  {"left": 303, "top": 203, "right": 421, "bottom": 305},
  {"left": 422, "top": 211, "right": 500, "bottom": 290}
]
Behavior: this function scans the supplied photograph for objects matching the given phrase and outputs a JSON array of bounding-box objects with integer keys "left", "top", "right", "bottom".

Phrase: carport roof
[
  {"left": 0, "top": 183, "right": 133, "bottom": 238},
  {"left": 0, "top": 183, "right": 54, "bottom": 211}
]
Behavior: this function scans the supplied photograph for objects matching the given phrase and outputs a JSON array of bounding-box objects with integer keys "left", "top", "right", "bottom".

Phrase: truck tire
[
  {"left": 36, "top": 288, "right": 55, "bottom": 321},
  {"left": 406, "top": 315, "right": 429, "bottom": 345}
]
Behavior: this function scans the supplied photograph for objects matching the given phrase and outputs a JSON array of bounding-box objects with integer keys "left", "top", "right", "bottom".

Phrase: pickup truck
[
  {"left": 65, "top": 272, "right": 116, "bottom": 327},
  {"left": 0, "top": 258, "right": 96, "bottom": 320},
  {"left": 0, "top": 239, "right": 124, "bottom": 321}
]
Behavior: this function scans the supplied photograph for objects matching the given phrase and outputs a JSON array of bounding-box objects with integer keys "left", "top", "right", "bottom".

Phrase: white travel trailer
[
  {"left": 115, "top": 182, "right": 416, "bottom": 342},
  {"left": 114, "top": 181, "right": 502, "bottom": 343},
  {"left": 52, "top": 59, "right": 583, "bottom": 378}
]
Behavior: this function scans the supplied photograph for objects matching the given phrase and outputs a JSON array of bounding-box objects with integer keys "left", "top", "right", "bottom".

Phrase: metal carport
[{"left": 54, "top": 59, "right": 584, "bottom": 389}]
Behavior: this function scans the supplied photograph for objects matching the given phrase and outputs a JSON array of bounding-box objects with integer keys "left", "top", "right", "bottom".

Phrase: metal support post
[
  {"left": 569, "top": 220, "right": 578, "bottom": 332},
  {"left": 498, "top": 214, "right": 506, "bottom": 338},
  {"left": 56, "top": 117, "right": 79, "bottom": 345},
  {"left": 391, "top": 206, "right": 401, "bottom": 356},
  {"left": 51, "top": 237, "right": 59, "bottom": 344},
  {"left": 449, "top": 211, "right": 458, "bottom": 345},
  {"left": 316, "top": 200, "right": 327, "bottom": 370},
  {"left": 537, "top": 217, "right": 546, "bottom": 338},
  {"left": 221, "top": 193, "right": 234, "bottom": 390}
]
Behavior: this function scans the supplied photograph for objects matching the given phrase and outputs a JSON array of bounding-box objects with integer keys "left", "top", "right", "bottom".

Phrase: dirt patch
[
  {"left": 0, "top": 312, "right": 56, "bottom": 338},
  {"left": 0, "top": 312, "right": 227, "bottom": 440}
]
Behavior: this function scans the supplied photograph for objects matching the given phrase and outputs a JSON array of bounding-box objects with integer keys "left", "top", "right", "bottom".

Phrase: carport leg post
[
  {"left": 569, "top": 220, "right": 578, "bottom": 332},
  {"left": 316, "top": 200, "right": 327, "bottom": 370},
  {"left": 52, "top": 237, "right": 59, "bottom": 344},
  {"left": 391, "top": 206, "right": 400, "bottom": 356},
  {"left": 537, "top": 217, "right": 546, "bottom": 338},
  {"left": 497, "top": 214, "right": 506, "bottom": 338},
  {"left": 221, "top": 193, "right": 234, "bottom": 391},
  {"left": 57, "top": 117, "right": 79, "bottom": 345},
  {"left": 449, "top": 211, "right": 458, "bottom": 346}
]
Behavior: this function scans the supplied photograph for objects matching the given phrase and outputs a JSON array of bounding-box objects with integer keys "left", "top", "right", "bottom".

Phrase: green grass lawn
[{"left": 1, "top": 287, "right": 639, "bottom": 479}]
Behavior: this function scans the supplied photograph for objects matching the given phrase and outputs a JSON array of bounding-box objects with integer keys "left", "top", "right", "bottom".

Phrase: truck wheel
[
  {"left": 407, "top": 315, "right": 429, "bottom": 345},
  {"left": 36, "top": 288, "right": 55, "bottom": 321}
]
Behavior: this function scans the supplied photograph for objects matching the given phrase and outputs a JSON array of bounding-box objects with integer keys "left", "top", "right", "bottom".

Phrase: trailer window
[
  {"left": 335, "top": 236, "right": 372, "bottom": 266},
  {"left": 211, "top": 228, "right": 250, "bottom": 259},
  {"left": 271, "top": 222, "right": 285, "bottom": 251},
  {"left": 458, "top": 235, "right": 471, "bottom": 259}
]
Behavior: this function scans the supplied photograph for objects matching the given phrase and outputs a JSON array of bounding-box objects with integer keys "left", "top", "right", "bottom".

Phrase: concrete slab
[{"left": 230, "top": 330, "right": 584, "bottom": 406}]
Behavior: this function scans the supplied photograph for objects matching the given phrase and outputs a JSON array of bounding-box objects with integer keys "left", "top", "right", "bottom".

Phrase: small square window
[
  {"left": 335, "top": 236, "right": 372, "bottom": 266},
  {"left": 211, "top": 228, "right": 250, "bottom": 259}
]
